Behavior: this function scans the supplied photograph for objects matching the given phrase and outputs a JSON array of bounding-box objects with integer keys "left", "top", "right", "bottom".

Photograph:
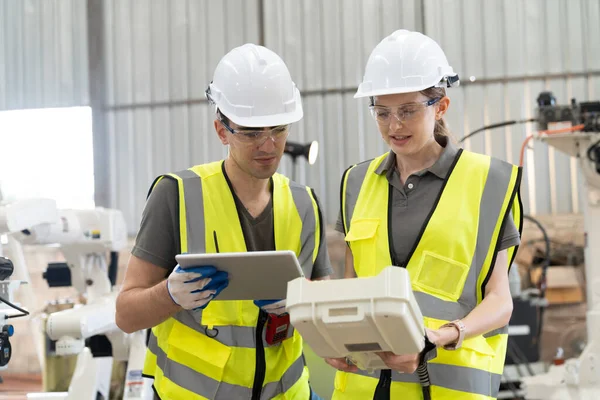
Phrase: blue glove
[
  {"left": 254, "top": 299, "right": 287, "bottom": 315},
  {"left": 167, "top": 265, "right": 228, "bottom": 310}
]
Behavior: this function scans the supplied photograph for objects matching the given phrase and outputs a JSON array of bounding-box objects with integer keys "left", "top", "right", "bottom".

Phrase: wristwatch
[{"left": 440, "top": 319, "right": 466, "bottom": 350}]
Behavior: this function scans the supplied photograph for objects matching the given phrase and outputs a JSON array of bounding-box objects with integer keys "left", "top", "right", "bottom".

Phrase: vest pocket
[
  {"left": 344, "top": 218, "right": 380, "bottom": 276},
  {"left": 166, "top": 321, "right": 232, "bottom": 396},
  {"left": 201, "top": 300, "right": 256, "bottom": 328},
  {"left": 461, "top": 335, "right": 496, "bottom": 357},
  {"left": 413, "top": 251, "right": 470, "bottom": 302}
]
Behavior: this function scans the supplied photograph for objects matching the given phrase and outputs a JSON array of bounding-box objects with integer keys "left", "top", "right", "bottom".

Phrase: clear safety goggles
[
  {"left": 219, "top": 118, "right": 290, "bottom": 145},
  {"left": 369, "top": 97, "right": 442, "bottom": 124}
]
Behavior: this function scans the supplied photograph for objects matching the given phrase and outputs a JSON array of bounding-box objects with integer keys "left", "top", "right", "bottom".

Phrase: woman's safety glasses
[
  {"left": 219, "top": 118, "right": 290, "bottom": 146},
  {"left": 369, "top": 97, "right": 442, "bottom": 125}
]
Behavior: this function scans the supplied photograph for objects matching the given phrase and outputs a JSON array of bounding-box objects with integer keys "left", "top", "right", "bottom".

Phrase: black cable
[
  {"left": 0, "top": 294, "right": 29, "bottom": 319},
  {"left": 523, "top": 215, "right": 551, "bottom": 299},
  {"left": 510, "top": 341, "right": 536, "bottom": 376},
  {"left": 586, "top": 139, "right": 600, "bottom": 173},
  {"left": 587, "top": 138, "right": 600, "bottom": 160},
  {"left": 507, "top": 341, "right": 535, "bottom": 377},
  {"left": 507, "top": 344, "right": 526, "bottom": 378},
  {"left": 417, "top": 336, "right": 436, "bottom": 400},
  {"left": 521, "top": 214, "right": 551, "bottom": 373},
  {"left": 504, "top": 378, "right": 525, "bottom": 400},
  {"left": 458, "top": 118, "right": 536, "bottom": 143}
]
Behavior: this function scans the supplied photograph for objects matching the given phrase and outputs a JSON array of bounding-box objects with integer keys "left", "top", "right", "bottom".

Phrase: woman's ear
[{"left": 436, "top": 97, "right": 450, "bottom": 120}]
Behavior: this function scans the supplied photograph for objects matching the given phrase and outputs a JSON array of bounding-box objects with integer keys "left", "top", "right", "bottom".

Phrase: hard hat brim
[
  {"left": 223, "top": 106, "right": 303, "bottom": 128},
  {"left": 354, "top": 85, "right": 434, "bottom": 99}
]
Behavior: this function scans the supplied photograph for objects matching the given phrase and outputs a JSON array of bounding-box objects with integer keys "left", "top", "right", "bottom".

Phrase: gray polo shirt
[{"left": 335, "top": 138, "right": 521, "bottom": 266}]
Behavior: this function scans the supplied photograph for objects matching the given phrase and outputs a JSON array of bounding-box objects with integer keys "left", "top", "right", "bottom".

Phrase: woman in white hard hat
[
  {"left": 327, "top": 29, "right": 523, "bottom": 399},
  {"left": 116, "top": 43, "right": 333, "bottom": 400}
]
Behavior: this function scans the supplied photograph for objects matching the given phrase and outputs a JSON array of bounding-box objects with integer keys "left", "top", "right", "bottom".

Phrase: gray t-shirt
[
  {"left": 335, "top": 138, "right": 521, "bottom": 266},
  {"left": 133, "top": 174, "right": 333, "bottom": 280}
]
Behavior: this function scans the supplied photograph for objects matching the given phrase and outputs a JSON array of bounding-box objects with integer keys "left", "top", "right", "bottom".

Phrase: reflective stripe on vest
[
  {"left": 350, "top": 363, "right": 502, "bottom": 398},
  {"left": 335, "top": 150, "right": 522, "bottom": 399},
  {"left": 142, "top": 161, "right": 319, "bottom": 399},
  {"left": 147, "top": 327, "right": 307, "bottom": 399}
]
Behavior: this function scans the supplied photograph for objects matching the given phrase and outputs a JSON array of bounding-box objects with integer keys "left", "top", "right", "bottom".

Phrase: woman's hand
[
  {"left": 375, "top": 326, "right": 460, "bottom": 373},
  {"left": 324, "top": 357, "right": 358, "bottom": 373},
  {"left": 425, "top": 326, "right": 460, "bottom": 348},
  {"left": 376, "top": 352, "right": 420, "bottom": 373}
]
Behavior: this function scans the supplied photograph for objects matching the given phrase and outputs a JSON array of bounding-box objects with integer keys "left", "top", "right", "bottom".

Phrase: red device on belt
[{"left": 265, "top": 313, "right": 290, "bottom": 345}]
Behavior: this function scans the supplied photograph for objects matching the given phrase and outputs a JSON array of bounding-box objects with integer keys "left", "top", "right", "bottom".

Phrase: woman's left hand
[
  {"left": 376, "top": 327, "right": 460, "bottom": 372},
  {"left": 375, "top": 352, "right": 420, "bottom": 373}
]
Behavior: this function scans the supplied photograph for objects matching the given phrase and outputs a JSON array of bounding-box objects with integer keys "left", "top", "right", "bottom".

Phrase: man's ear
[{"left": 215, "top": 119, "right": 229, "bottom": 145}]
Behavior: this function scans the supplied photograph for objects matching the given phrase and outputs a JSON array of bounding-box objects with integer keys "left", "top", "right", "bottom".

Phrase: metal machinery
[
  {"left": 0, "top": 198, "right": 59, "bottom": 375},
  {"left": 518, "top": 93, "right": 600, "bottom": 400},
  {"left": 0, "top": 197, "right": 146, "bottom": 400}
]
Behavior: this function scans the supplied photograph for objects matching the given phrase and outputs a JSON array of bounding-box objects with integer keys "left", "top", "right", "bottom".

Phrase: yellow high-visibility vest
[
  {"left": 334, "top": 149, "right": 522, "bottom": 400},
  {"left": 142, "top": 161, "right": 322, "bottom": 399}
]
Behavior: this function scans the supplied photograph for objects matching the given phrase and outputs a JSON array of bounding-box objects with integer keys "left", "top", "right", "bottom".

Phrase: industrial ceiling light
[
  {"left": 284, "top": 141, "right": 319, "bottom": 165},
  {"left": 284, "top": 140, "right": 319, "bottom": 180}
]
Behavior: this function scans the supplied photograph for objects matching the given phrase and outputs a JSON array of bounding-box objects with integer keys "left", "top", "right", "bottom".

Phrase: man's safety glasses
[{"left": 219, "top": 118, "right": 290, "bottom": 145}]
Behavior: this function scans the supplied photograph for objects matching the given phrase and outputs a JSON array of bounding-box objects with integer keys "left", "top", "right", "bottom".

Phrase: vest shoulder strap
[{"left": 340, "top": 154, "right": 387, "bottom": 235}]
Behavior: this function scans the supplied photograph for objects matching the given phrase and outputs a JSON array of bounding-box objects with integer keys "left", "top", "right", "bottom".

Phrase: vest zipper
[
  {"left": 252, "top": 310, "right": 269, "bottom": 400},
  {"left": 372, "top": 369, "right": 391, "bottom": 400}
]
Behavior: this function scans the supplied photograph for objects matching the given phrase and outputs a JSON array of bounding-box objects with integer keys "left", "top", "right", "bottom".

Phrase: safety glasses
[
  {"left": 219, "top": 118, "right": 290, "bottom": 146},
  {"left": 369, "top": 97, "right": 442, "bottom": 125}
]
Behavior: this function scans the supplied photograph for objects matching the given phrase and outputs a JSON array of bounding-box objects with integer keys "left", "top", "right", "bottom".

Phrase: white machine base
[
  {"left": 27, "top": 348, "right": 112, "bottom": 400},
  {"left": 26, "top": 331, "right": 149, "bottom": 400},
  {"left": 286, "top": 266, "right": 425, "bottom": 372},
  {"left": 122, "top": 331, "right": 152, "bottom": 400}
]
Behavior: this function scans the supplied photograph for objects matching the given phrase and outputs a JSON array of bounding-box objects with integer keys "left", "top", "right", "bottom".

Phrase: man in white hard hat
[{"left": 116, "top": 43, "right": 333, "bottom": 400}]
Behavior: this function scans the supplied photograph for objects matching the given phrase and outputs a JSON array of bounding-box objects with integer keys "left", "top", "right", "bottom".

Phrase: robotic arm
[
  {"left": 0, "top": 196, "right": 146, "bottom": 399},
  {"left": 14, "top": 207, "right": 128, "bottom": 358},
  {"left": 513, "top": 93, "right": 600, "bottom": 400},
  {"left": 7, "top": 203, "right": 147, "bottom": 400}
]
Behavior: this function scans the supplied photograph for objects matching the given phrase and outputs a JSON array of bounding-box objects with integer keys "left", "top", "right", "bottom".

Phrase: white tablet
[{"left": 175, "top": 250, "right": 305, "bottom": 301}]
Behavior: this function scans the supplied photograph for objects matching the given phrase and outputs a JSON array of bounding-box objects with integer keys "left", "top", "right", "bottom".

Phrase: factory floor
[{"left": 0, "top": 373, "right": 42, "bottom": 399}]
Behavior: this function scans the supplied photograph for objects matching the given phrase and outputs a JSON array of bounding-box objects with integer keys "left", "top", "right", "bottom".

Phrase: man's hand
[
  {"left": 324, "top": 357, "right": 358, "bottom": 372},
  {"left": 254, "top": 299, "right": 287, "bottom": 315},
  {"left": 167, "top": 265, "right": 228, "bottom": 310}
]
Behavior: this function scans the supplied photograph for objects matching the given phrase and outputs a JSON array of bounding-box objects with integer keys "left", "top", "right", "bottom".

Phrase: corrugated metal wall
[
  {"left": 103, "top": 0, "right": 424, "bottom": 232},
  {"left": 261, "top": 0, "right": 424, "bottom": 227},
  {"left": 103, "top": 0, "right": 262, "bottom": 232},
  {"left": 104, "top": 0, "right": 600, "bottom": 233},
  {"left": 2, "top": 0, "right": 599, "bottom": 233},
  {"left": 0, "top": 0, "right": 89, "bottom": 110}
]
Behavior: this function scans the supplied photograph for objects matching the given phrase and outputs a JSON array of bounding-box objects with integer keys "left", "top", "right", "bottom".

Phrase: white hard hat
[
  {"left": 206, "top": 43, "right": 303, "bottom": 127},
  {"left": 355, "top": 29, "right": 459, "bottom": 99}
]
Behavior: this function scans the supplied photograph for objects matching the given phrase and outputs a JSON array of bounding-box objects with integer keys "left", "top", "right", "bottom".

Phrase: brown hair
[{"left": 419, "top": 87, "right": 455, "bottom": 144}]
